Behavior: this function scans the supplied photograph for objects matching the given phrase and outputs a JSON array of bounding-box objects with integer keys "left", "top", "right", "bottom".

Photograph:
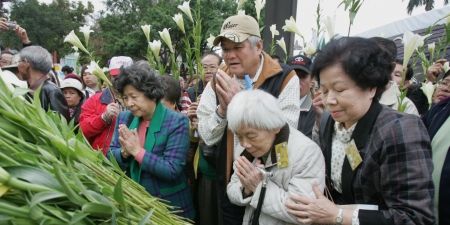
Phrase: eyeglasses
[{"left": 437, "top": 79, "right": 450, "bottom": 88}]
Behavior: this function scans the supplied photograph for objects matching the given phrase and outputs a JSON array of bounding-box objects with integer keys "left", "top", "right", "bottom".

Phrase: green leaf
[
  {"left": 6, "top": 166, "right": 61, "bottom": 191},
  {"left": 82, "top": 202, "right": 115, "bottom": 217},
  {"left": 113, "top": 177, "right": 125, "bottom": 206},
  {"left": 69, "top": 212, "right": 90, "bottom": 225},
  {"left": 30, "top": 191, "right": 67, "bottom": 208}
]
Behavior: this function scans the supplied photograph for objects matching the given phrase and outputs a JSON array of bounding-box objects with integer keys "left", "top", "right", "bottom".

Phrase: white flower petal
[
  {"left": 141, "top": 25, "right": 151, "bottom": 42},
  {"left": 269, "top": 24, "right": 279, "bottom": 39},
  {"left": 159, "top": 28, "right": 174, "bottom": 53},
  {"left": 177, "top": 1, "right": 194, "bottom": 23},
  {"left": 276, "top": 37, "right": 287, "bottom": 56}
]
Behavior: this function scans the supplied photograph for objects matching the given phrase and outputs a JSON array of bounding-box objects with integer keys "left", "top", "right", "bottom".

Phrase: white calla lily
[
  {"left": 428, "top": 42, "right": 435, "bottom": 53},
  {"left": 444, "top": 61, "right": 450, "bottom": 74},
  {"left": 141, "top": 25, "right": 151, "bottom": 42},
  {"left": 282, "top": 16, "right": 302, "bottom": 38},
  {"left": 270, "top": 24, "right": 279, "bottom": 39},
  {"left": 276, "top": 37, "right": 287, "bottom": 56},
  {"left": 304, "top": 44, "right": 316, "bottom": 57},
  {"left": 149, "top": 40, "right": 162, "bottom": 60},
  {"left": 159, "top": 28, "right": 174, "bottom": 53},
  {"left": 172, "top": 13, "right": 185, "bottom": 34},
  {"left": 402, "top": 31, "right": 431, "bottom": 67},
  {"left": 254, "top": 0, "right": 266, "bottom": 21},
  {"left": 206, "top": 34, "right": 216, "bottom": 48},
  {"left": 79, "top": 25, "right": 93, "bottom": 46},
  {"left": 64, "top": 30, "right": 90, "bottom": 55},
  {"left": 88, "top": 61, "right": 112, "bottom": 87},
  {"left": 177, "top": 1, "right": 194, "bottom": 23},
  {"left": 420, "top": 82, "right": 435, "bottom": 105},
  {"left": 237, "top": 0, "right": 246, "bottom": 10}
]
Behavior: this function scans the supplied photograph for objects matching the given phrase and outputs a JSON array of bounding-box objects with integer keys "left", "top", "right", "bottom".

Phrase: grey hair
[
  {"left": 247, "top": 36, "right": 262, "bottom": 48},
  {"left": 20, "top": 46, "right": 52, "bottom": 74},
  {"left": 227, "top": 89, "right": 286, "bottom": 133}
]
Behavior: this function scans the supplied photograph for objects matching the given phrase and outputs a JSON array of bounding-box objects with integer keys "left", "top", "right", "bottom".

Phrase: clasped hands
[
  {"left": 235, "top": 156, "right": 264, "bottom": 196},
  {"left": 214, "top": 69, "right": 242, "bottom": 117},
  {"left": 118, "top": 124, "right": 141, "bottom": 159}
]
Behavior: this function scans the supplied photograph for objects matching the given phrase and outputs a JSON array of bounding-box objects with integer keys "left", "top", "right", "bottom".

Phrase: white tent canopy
[{"left": 357, "top": 5, "right": 450, "bottom": 38}]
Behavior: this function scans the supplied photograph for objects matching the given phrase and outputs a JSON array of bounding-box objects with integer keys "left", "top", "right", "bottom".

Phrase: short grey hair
[
  {"left": 227, "top": 89, "right": 286, "bottom": 133},
  {"left": 247, "top": 36, "right": 262, "bottom": 48},
  {"left": 20, "top": 46, "right": 52, "bottom": 74}
]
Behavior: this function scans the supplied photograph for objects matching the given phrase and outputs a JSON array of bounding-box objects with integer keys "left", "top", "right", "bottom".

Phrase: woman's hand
[
  {"left": 118, "top": 124, "right": 141, "bottom": 157},
  {"left": 285, "top": 183, "right": 339, "bottom": 225},
  {"left": 235, "top": 156, "right": 263, "bottom": 195}
]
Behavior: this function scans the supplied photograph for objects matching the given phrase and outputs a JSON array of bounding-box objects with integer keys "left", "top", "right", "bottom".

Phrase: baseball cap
[
  {"left": 287, "top": 54, "right": 312, "bottom": 74},
  {"left": 213, "top": 14, "right": 261, "bottom": 46},
  {"left": 108, "top": 56, "right": 133, "bottom": 76},
  {"left": 60, "top": 78, "right": 84, "bottom": 96},
  {"left": 2, "top": 54, "right": 20, "bottom": 69}
]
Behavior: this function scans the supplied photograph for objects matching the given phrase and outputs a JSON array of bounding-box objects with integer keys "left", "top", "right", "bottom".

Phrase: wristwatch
[{"left": 335, "top": 208, "right": 344, "bottom": 225}]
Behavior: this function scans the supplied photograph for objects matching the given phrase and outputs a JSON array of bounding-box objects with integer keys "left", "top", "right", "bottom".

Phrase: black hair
[
  {"left": 159, "top": 75, "right": 181, "bottom": 105},
  {"left": 62, "top": 65, "right": 74, "bottom": 74},
  {"left": 394, "top": 59, "right": 414, "bottom": 81},
  {"left": 312, "top": 37, "right": 393, "bottom": 99},
  {"left": 202, "top": 51, "right": 222, "bottom": 65},
  {"left": 80, "top": 65, "right": 89, "bottom": 88},
  {"left": 113, "top": 60, "right": 164, "bottom": 102},
  {"left": 370, "top": 37, "right": 397, "bottom": 62}
]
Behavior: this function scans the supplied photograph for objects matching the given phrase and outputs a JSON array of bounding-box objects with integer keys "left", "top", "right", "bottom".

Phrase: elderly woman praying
[{"left": 225, "top": 89, "right": 325, "bottom": 225}]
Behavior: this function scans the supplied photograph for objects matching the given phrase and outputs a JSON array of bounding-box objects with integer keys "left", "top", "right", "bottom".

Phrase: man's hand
[
  {"left": 15, "top": 25, "right": 31, "bottom": 45},
  {"left": 215, "top": 69, "right": 242, "bottom": 116},
  {"left": 426, "top": 59, "right": 446, "bottom": 82}
]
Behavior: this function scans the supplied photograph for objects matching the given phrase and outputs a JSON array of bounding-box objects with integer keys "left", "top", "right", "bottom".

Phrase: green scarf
[{"left": 128, "top": 102, "right": 166, "bottom": 183}]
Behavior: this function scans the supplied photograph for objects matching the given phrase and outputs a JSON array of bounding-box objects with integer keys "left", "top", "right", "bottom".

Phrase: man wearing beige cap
[{"left": 196, "top": 14, "right": 300, "bottom": 225}]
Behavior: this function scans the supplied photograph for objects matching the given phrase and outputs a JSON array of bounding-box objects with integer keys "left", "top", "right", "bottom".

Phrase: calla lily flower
[
  {"left": 159, "top": 28, "right": 174, "bottom": 53},
  {"left": 324, "top": 15, "right": 336, "bottom": 40},
  {"left": 237, "top": 0, "right": 246, "bottom": 9},
  {"left": 237, "top": 10, "right": 246, "bottom": 16},
  {"left": 270, "top": 24, "right": 279, "bottom": 39},
  {"left": 64, "top": 30, "right": 90, "bottom": 55},
  {"left": 206, "top": 34, "right": 215, "bottom": 48},
  {"left": 428, "top": 42, "right": 435, "bottom": 53},
  {"left": 141, "top": 25, "right": 151, "bottom": 42},
  {"left": 149, "top": 40, "right": 162, "bottom": 60},
  {"left": 177, "top": 1, "right": 193, "bottom": 23},
  {"left": 172, "top": 13, "right": 185, "bottom": 34},
  {"left": 402, "top": 31, "right": 431, "bottom": 67},
  {"left": 304, "top": 44, "right": 316, "bottom": 57},
  {"left": 420, "top": 82, "right": 435, "bottom": 105},
  {"left": 79, "top": 25, "right": 93, "bottom": 46},
  {"left": 444, "top": 61, "right": 450, "bottom": 74},
  {"left": 88, "top": 61, "right": 112, "bottom": 87},
  {"left": 276, "top": 37, "right": 287, "bottom": 56},
  {"left": 254, "top": 0, "right": 266, "bottom": 21},
  {"left": 282, "top": 16, "right": 302, "bottom": 38}
]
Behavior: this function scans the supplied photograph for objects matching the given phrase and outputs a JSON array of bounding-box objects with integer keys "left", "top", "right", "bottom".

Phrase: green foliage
[
  {"left": 0, "top": 0, "right": 93, "bottom": 55},
  {"left": 95, "top": 0, "right": 237, "bottom": 67}
]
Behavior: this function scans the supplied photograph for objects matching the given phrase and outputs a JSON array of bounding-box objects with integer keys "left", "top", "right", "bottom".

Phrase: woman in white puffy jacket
[{"left": 226, "top": 89, "right": 326, "bottom": 225}]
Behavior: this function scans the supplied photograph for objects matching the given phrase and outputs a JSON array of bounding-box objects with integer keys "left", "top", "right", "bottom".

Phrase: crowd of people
[{"left": 1, "top": 13, "right": 449, "bottom": 225}]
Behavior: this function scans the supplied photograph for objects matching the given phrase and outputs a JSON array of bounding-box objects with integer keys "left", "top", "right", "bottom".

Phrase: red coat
[{"left": 79, "top": 89, "right": 116, "bottom": 155}]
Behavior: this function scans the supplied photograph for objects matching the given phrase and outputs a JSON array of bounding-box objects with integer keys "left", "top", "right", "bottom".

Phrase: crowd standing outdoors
[{"left": 0, "top": 7, "right": 449, "bottom": 225}]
